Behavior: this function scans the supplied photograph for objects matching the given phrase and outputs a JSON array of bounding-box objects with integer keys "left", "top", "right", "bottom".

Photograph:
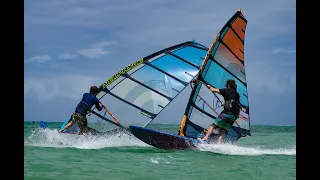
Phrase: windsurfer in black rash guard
[
  {"left": 193, "top": 79, "right": 241, "bottom": 144},
  {"left": 59, "top": 86, "right": 107, "bottom": 135}
]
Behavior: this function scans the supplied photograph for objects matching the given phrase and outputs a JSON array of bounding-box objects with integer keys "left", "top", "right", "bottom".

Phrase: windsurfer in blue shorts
[
  {"left": 193, "top": 79, "right": 241, "bottom": 144},
  {"left": 59, "top": 85, "right": 107, "bottom": 135}
]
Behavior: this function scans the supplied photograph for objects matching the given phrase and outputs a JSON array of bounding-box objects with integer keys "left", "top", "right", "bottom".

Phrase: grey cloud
[
  {"left": 272, "top": 49, "right": 296, "bottom": 54},
  {"left": 246, "top": 61, "right": 296, "bottom": 95},
  {"left": 24, "top": 74, "right": 105, "bottom": 101},
  {"left": 57, "top": 53, "right": 79, "bottom": 60},
  {"left": 24, "top": 0, "right": 295, "bottom": 46},
  {"left": 25, "top": 55, "right": 52, "bottom": 63},
  {"left": 75, "top": 41, "right": 115, "bottom": 58}
]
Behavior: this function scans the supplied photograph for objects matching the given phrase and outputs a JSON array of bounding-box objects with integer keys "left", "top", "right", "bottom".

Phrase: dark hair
[
  {"left": 90, "top": 85, "right": 99, "bottom": 94},
  {"left": 225, "top": 79, "right": 237, "bottom": 90}
]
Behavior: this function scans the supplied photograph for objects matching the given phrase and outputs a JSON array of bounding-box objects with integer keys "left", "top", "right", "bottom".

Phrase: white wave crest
[
  {"left": 196, "top": 143, "right": 296, "bottom": 156},
  {"left": 24, "top": 128, "right": 150, "bottom": 149}
]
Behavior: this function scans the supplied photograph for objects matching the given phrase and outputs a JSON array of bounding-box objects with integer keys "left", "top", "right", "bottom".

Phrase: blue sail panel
[
  {"left": 150, "top": 54, "right": 199, "bottom": 82},
  {"left": 172, "top": 46, "right": 207, "bottom": 67}
]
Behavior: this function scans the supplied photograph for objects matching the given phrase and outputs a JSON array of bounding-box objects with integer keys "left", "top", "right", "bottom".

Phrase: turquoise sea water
[{"left": 24, "top": 122, "right": 296, "bottom": 180}]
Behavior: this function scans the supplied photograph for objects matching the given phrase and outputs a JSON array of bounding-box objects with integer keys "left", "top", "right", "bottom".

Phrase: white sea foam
[
  {"left": 24, "top": 127, "right": 150, "bottom": 149},
  {"left": 196, "top": 143, "right": 296, "bottom": 156}
]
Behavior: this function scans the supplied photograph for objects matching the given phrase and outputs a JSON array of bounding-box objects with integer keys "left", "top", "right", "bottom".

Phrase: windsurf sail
[
  {"left": 39, "top": 121, "right": 48, "bottom": 129},
  {"left": 85, "top": 41, "right": 209, "bottom": 133},
  {"left": 178, "top": 9, "right": 250, "bottom": 140}
]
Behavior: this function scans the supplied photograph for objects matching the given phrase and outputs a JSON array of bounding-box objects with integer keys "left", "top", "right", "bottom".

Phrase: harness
[
  {"left": 189, "top": 79, "right": 246, "bottom": 137},
  {"left": 76, "top": 100, "right": 91, "bottom": 115},
  {"left": 224, "top": 99, "right": 241, "bottom": 118}
]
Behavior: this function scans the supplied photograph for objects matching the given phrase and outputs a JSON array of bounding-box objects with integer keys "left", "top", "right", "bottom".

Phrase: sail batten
[{"left": 189, "top": 44, "right": 209, "bottom": 51}]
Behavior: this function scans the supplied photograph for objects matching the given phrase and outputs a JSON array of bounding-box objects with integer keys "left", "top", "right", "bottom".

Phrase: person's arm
[
  {"left": 206, "top": 84, "right": 220, "bottom": 93},
  {"left": 94, "top": 99, "right": 104, "bottom": 111}
]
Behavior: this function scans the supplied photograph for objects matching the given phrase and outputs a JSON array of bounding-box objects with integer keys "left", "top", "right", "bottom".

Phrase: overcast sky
[{"left": 24, "top": 0, "right": 296, "bottom": 126}]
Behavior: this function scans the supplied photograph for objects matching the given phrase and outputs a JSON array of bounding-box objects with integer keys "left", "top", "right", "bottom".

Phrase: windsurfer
[
  {"left": 194, "top": 79, "right": 241, "bottom": 143},
  {"left": 59, "top": 85, "right": 107, "bottom": 135}
]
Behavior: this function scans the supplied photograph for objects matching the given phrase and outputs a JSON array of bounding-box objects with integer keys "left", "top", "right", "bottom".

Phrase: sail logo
[
  {"left": 239, "top": 114, "right": 248, "bottom": 121},
  {"left": 102, "top": 58, "right": 144, "bottom": 89}
]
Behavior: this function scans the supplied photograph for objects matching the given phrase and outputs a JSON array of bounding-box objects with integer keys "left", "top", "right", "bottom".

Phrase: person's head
[
  {"left": 90, "top": 85, "right": 99, "bottom": 96},
  {"left": 225, "top": 79, "right": 237, "bottom": 90}
]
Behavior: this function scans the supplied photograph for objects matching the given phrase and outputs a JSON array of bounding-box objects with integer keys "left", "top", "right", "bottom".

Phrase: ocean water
[{"left": 24, "top": 122, "right": 296, "bottom": 180}]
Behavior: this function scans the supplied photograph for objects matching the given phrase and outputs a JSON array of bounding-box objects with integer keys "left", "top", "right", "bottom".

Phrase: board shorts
[
  {"left": 71, "top": 112, "right": 88, "bottom": 133},
  {"left": 212, "top": 112, "right": 236, "bottom": 133}
]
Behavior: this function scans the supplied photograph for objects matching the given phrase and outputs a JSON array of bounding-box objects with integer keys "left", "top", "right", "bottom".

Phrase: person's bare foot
[
  {"left": 197, "top": 138, "right": 206, "bottom": 143},
  {"left": 59, "top": 129, "right": 64, "bottom": 133}
]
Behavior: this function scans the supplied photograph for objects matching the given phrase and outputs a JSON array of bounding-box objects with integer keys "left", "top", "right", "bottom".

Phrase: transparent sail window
[
  {"left": 212, "top": 43, "right": 246, "bottom": 83},
  {"left": 87, "top": 93, "right": 152, "bottom": 131},
  {"left": 189, "top": 82, "right": 250, "bottom": 130},
  {"left": 203, "top": 61, "right": 248, "bottom": 107},
  {"left": 172, "top": 45, "right": 208, "bottom": 67},
  {"left": 110, "top": 78, "right": 170, "bottom": 114},
  {"left": 130, "top": 65, "right": 185, "bottom": 98},
  {"left": 186, "top": 106, "right": 218, "bottom": 137},
  {"left": 192, "top": 85, "right": 225, "bottom": 117},
  {"left": 151, "top": 54, "right": 199, "bottom": 82}
]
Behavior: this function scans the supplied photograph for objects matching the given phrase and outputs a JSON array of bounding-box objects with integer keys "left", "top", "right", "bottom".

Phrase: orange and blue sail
[{"left": 179, "top": 9, "right": 251, "bottom": 140}]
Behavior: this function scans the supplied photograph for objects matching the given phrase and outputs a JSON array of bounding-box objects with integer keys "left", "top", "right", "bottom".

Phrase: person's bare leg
[
  {"left": 202, "top": 124, "right": 215, "bottom": 140},
  {"left": 59, "top": 121, "right": 73, "bottom": 133},
  {"left": 217, "top": 129, "right": 224, "bottom": 144},
  {"left": 77, "top": 123, "right": 88, "bottom": 135},
  {"left": 77, "top": 124, "right": 83, "bottom": 135}
]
